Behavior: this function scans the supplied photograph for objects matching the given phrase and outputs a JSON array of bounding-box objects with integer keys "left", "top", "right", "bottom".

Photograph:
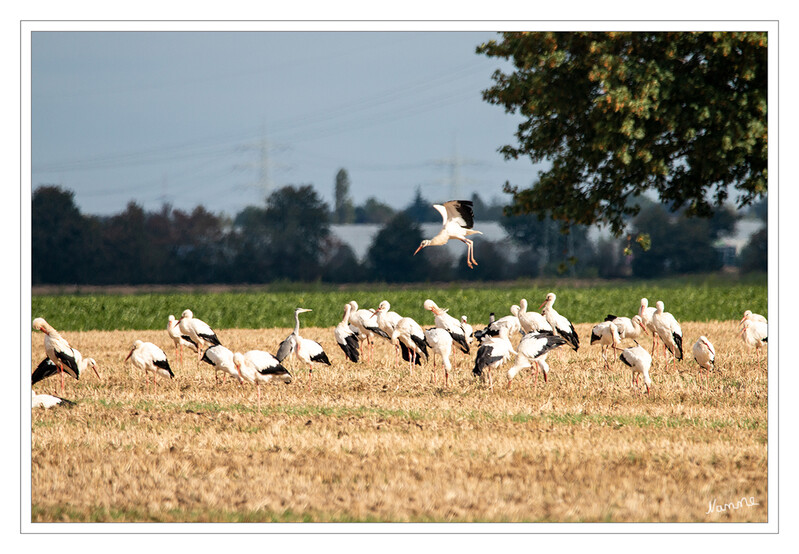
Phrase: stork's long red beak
[
  {"left": 92, "top": 364, "right": 102, "bottom": 380},
  {"left": 538, "top": 302, "right": 546, "bottom": 309},
  {"left": 124, "top": 349, "right": 133, "bottom": 362},
  {"left": 413, "top": 245, "right": 424, "bottom": 256}
]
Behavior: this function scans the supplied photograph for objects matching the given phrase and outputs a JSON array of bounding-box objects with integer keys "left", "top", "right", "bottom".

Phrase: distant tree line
[{"left": 32, "top": 180, "right": 765, "bottom": 286}]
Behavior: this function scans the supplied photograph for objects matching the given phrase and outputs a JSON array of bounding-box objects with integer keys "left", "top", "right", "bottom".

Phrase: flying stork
[{"left": 413, "top": 200, "right": 483, "bottom": 268}]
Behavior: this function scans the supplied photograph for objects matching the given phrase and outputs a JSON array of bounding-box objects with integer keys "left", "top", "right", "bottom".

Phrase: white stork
[
  {"left": 460, "top": 316, "right": 474, "bottom": 346},
  {"left": 506, "top": 331, "right": 568, "bottom": 389},
  {"left": 201, "top": 344, "right": 244, "bottom": 384},
  {"left": 177, "top": 309, "right": 221, "bottom": 361},
  {"left": 638, "top": 298, "right": 661, "bottom": 355},
  {"left": 413, "top": 200, "right": 483, "bottom": 268},
  {"left": 423, "top": 299, "right": 470, "bottom": 354},
  {"left": 391, "top": 316, "right": 429, "bottom": 375},
  {"left": 539, "top": 293, "right": 580, "bottom": 351},
  {"left": 31, "top": 347, "right": 101, "bottom": 388},
  {"left": 371, "top": 300, "right": 403, "bottom": 368},
  {"left": 424, "top": 327, "right": 453, "bottom": 387},
  {"left": 475, "top": 308, "right": 522, "bottom": 343},
  {"left": 125, "top": 340, "right": 174, "bottom": 389},
  {"left": 31, "top": 389, "right": 75, "bottom": 409},
  {"left": 518, "top": 298, "right": 553, "bottom": 334},
  {"left": 740, "top": 319, "right": 768, "bottom": 350},
  {"left": 32, "top": 317, "right": 81, "bottom": 395},
  {"left": 651, "top": 301, "right": 683, "bottom": 361},
  {"left": 605, "top": 314, "right": 646, "bottom": 342},
  {"left": 740, "top": 310, "right": 767, "bottom": 327},
  {"left": 348, "top": 300, "right": 390, "bottom": 363},
  {"left": 692, "top": 336, "right": 716, "bottom": 385},
  {"left": 334, "top": 303, "right": 361, "bottom": 363},
  {"left": 590, "top": 320, "right": 622, "bottom": 369},
  {"left": 168, "top": 314, "right": 198, "bottom": 365},
  {"left": 472, "top": 326, "right": 516, "bottom": 390},
  {"left": 276, "top": 308, "right": 331, "bottom": 389},
  {"left": 233, "top": 350, "right": 292, "bottom": 409},
  {"left": 619, "top": 344, "right": 653, "bottom": 394}
]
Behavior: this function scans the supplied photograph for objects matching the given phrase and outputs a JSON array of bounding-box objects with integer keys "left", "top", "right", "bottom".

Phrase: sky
[{"left": 31, "top": 31, "right": 539, "bottom": 217}]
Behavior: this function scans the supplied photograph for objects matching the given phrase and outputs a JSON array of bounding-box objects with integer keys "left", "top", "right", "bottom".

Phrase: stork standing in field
[
  {"left": 638, "top": 298, "right": 661, "bottom": 356},
  {"left": 32, "top": 318, "right": 81, "bottom": 395},
  {"left": 619, "top": 344, "right": 653, "bottom": 394},
  {"left": 740, "top": 319, "right": 768, "bottom": 351},
  {"left": 334, "top": 303, "right": 361, "bottom": 363},
  {"left": 740, "top": 310, "right": 767, "bottom": 327},
  {"left": 371, "top": 300, "right": 403, "bottom": 368},
  {"left": 460, "top": 316, "right": 474, "bottom": 346},
  {"left": 413, "top": 200, "right": 483, "bottom": 268},
  {"left": 692, "top": 336, "right": 716, "bottom": 386},
  {"left": 605, "top": 314, "right": 646, "bottom": 343},
  {"left": 348, "top": 300, "right": 389, "bottom": 364},
  {"left": 125, "top": 340, "right": 174, "bottom": 389},
  {"left": 168, "top": 314, "right": 198, "bottom": 366},
  {"left": 539, "top": 293, "right": 580, "bottom": 351},
  {"left": 475, "top": 307, "right": 522, "bottom": 343},
  {"left": 201, "top": 344, "right": 244, "bottom": 385},
  {"left": 423, "top": 299, "right": 470, "bottom": 354},
  {"left": 32, "top": 389, "right": 75, "bottom": 409},
  {"left": 276, "top": 308, "right": 331, "bottom": 389},
  {"left": 651, "top": 301, "right": 683, "bottom": 361},
  {"left": 506, "top": 331, "right": 568, "bottom": 389},
  {"left": 233, "top": 351, "right": 292, "bottom": 410},
  {"left": 177, "top": 309, "right": 222, "bottom": 362},
  {"left": 32, "top": 347, "right": 101, "bottom": 388},
  {"left": 424, "top": 327, "right": 453, "bottom": 386},
  {"left": 473, "top": 326, "right": 516, "bottom": 390},
  {"left": 391, "top": 316, "right": 429, "bottom": 375},
  {"left": 518, "top": 298, "right": 553, "bottom": 334},
  {"left": 590, "top": 320, "right": 622, "bottom": 369}
]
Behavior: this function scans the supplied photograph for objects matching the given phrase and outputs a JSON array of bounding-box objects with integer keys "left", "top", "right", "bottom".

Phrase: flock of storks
[
  {"left": 31, "top": 293, "right": 768, "bottom": 410},
  {"left": 31, "top": 200, "right": 767, "bottom": 408}
]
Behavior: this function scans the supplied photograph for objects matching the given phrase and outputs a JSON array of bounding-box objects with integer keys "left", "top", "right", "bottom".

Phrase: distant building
[{"left": 713, "top": 218, "right": 766, "bottom": 267}]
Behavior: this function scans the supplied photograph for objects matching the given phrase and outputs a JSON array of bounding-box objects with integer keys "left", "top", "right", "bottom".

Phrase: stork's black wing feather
[
  {"left": 153, "top": 358, "right": 174, "bottom": 378},
  {"left": 338, "top": 334, "right": 360, "bottom": 363},
  {"left": 619, "top": 350, "right": 633, "bottom": 367},
  {"left": 198, "top": 332, "right": 221, "bottom": 347},
  {"left": 31, "top": 358, "right": 58, "bottom": 384},
  {"left": 54, "top": 350, "right": 80, "bottom": 380},
  {"left": 450, "top": 200, "right": 475, "bottom": 229},
  {"left": 398, "top": 342, "right": 423, "bottom": 366}
]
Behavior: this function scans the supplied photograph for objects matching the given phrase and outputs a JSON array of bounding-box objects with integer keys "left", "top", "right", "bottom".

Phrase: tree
[
  {"left": 365, "top": 213, "right": 433, "bottom": 282},
  {"left": 333, "top": 168, "right": 355, "bottom": 224},
  {"left": 32, "top": 185, "right": 100, "bottom": 284},
  {"left": 478, "top": 32, "right": 767, "bottom": 236},
  {"left": 403, "top": 187, "right": 440, "bottom": 223},
  {"left": 630, "top": 204, "right": 738, "bottom": 278},
  {"left": 260, "top": 185, "right": 330, "bottom": 282},
  {"left": 354, "top": 197, "right": 396, "bottom": 224},
  {"left": 739, "top": 228, "right": 767, "bottom": 273}
]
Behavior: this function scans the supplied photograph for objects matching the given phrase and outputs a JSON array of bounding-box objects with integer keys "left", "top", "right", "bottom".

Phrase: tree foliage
[
  {"left": 333, "top": 168, "right": 355, "bottom": 224},
  {"left": 478, "top": 32, "right": 767, "bottom": 235}
]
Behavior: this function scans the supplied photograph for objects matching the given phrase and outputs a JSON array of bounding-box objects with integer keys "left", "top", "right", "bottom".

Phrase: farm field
[{"left": 30, "top": 315, "right": 768, "bottom": 523}]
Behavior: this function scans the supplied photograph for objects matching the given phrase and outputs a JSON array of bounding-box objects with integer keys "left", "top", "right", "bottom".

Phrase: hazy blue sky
[{"left": 31, "top": 31, "right": 538, "bottom": 217}]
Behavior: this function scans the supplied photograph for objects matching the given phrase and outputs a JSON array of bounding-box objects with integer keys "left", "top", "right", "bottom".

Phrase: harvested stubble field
[{"left": 30, "top": 321, "right": 767, "bottom": 523}]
